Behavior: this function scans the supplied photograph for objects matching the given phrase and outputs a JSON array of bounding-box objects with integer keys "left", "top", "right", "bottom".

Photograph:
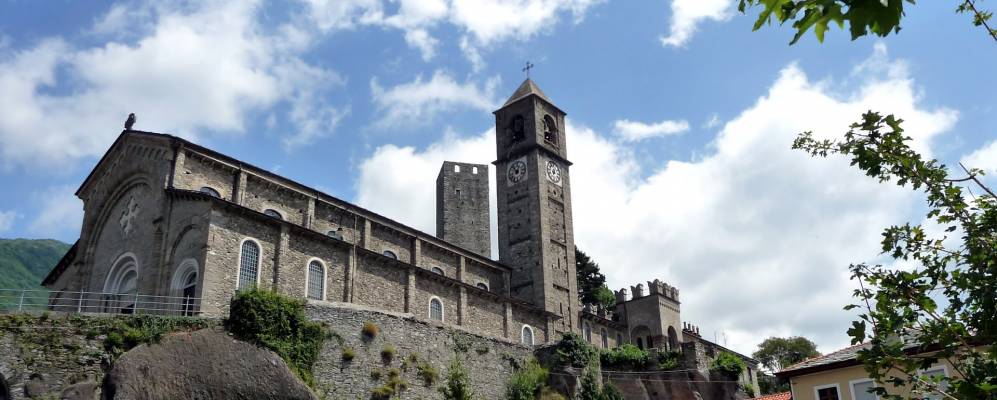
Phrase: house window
[
  {"left": 601, "top": 329, "right": 609, "bottom": 348},
  {"left": 383, "top": 250, "right": 397, "bottom": 260},
  {"left": 237, "top": 240, "right": 260, "bottom": 290},
  {"left": 431, "top": 267, "right": 445, "bottom": 276},
  {"left": 815, "top": 384, "right": 841, "bottom": 400},
  {"left": 263, "top": 209, "right": 283, "bottom": 220},
  {"left": 327, "top": 230, "right": 343, "bottom": 240},
  {"left": 921, "top": 366, "right": 949, "bottom": 400},
  {"left": 429, "top": 297, "right": 444, "bottom": 321},
  {"left": 849, "top": 379, "right": 878, "bottom": 400},
  {"left": 476, "top": 282, "right": 488, "bottom": 291},
  {"left": 583, "top": 322, "right": 592, "bottom": 342},
  {"left": 522, "top": 325, "right": 534, "bottom": 345},
  {"left": 306, "top": 260, "right": 325, "bottom": 300},
  {"left": 199, "top": 187, "right": 221, "bottom": 198}
]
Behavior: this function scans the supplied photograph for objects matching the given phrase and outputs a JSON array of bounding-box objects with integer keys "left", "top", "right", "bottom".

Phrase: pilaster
[
  {"left": 304, "top": 197, "right": 315, "bottom": 229},
  {"left": 405, "top": 267, "right": 416, "bottom": 313},
  {"left": 274, "top": 224, "right": 289, "bottom": 291},
  {"left": 234, "top": 169, "right": 247, "bottom": 205}
]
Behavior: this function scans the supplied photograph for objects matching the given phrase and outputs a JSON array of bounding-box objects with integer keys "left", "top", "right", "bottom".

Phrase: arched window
[
  {"left": 431, "top": 266, "right": 445, "bottom": 276},
  {"left": 170, "top": 259, "right": 199, "bottom": 316},
  {"left": 327, "top": 229, "right": 343, "bottom": 240},
  {"left": 522, "top": 325, "right": 535, "bottom": 345},
  {"left": 237, "top": 239, "right": 260, "bottom": 291},
  {"left": 429, "top": 297, "right": 444, "bottom": 321},
  {"left": 543, "top": 114, "right": 558, "bottom": 144},
  {"left": 383, "top": 250, "right": 397, "bottom": 260},
  {"left": 306, "top": 260, "right": 325, "bottom": 300},
  {"left": 199, "top": 187, "right": 221, "bottom": 198},
  {"left": 263, "top": 209, "right": 283, "bottom": 220},
  {"left": 583, "top": 322, "right": 592, "bottom": 342},
  {"left": 601, "top": 329, "right": 609, "bottom": 348},
  {"left": 103, "top": 253, "right": 139, "bottom": 314},
  {"left": 476, "top": 282, "right": 488, "bottom": 291}
]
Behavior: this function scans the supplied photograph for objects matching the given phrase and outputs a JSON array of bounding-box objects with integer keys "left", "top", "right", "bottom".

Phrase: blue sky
[{"left": 0, "top": 0, "right": 994, "bottom": 356}]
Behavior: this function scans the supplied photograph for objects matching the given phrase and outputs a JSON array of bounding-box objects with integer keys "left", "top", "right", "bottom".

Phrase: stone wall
[
  {"left": 435, "top": 161, "right": 491, "bottom": 257},
  {"left": 305, "top": 302, "right": 533, "bottom": 400}
]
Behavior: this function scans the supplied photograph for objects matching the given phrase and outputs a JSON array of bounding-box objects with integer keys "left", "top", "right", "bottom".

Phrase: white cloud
[
  {"left": 352, "top": 45, "right": 957, "bottom": 355},
  {"left": 660, "top": 0, "right": 732, "bottom": 47},
  {"left": 370, "top": 71, "right": 500, "bottom": 127},
  {"left": 302, "top": 0, "right": 604, "bottom": 68},
  {"left": 28, "top": 185, "right": 83, "bottom": 239},
  {"left": 704, "top": 113, "right": 721, "bottom": 129},
  {"left": 961, "top": 140, "right": 997, "bottom": 175},
  {"left": 0, "top": 210, "right": 15, "bottom": 233},
  {"left": 0, "top": 1, "right": 346, "bottom": 170},
  {"left": 613, "top": 118, "right": 690, "bottom": 141}
]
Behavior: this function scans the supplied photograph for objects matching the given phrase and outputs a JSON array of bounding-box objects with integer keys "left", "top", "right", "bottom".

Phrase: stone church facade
[{"left": 43, "top": 79, "right": 757, "bottom": 388}]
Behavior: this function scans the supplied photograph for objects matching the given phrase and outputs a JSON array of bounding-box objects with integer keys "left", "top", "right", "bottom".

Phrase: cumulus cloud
[
  {"left": 0, "top": 210, "right": 15, "bottom": 233},
  {"left": 962, "top": 140, "right": 997, "bottom": 175},
  {"left": 28, "top": 185, "right": 83, "bottom": 239},
  {"left": 660, "top": 0, "right": 732, "bottom": 47},
  {"left": 303, "top": 0, "right": 604, "bottom": 66},
  {"left": 613, "top": 118, "right": 690, "bottom": 141},
  {"left": 352, "top": 45, "right": 957, "bottom": 355},
  {"left": 370, "top": 71, "right": 500, "bottom": 127},
  {"left": 0, "top": 1, "right": 346, "bottom": 170}
]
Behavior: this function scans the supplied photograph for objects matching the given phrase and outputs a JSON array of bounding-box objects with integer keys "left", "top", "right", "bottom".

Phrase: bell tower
[{"left": 494, "top": 79, "right": 579, "bottom": 337}]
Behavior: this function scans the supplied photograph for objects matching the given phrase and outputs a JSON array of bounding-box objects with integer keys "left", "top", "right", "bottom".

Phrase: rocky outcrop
[{"left": 104, "top": 328, "right": 317, "bottom": 400}]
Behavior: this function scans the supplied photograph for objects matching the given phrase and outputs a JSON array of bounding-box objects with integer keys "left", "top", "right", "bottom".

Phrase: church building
[{"left": 43, "top": 79, "right": 757, "bottom": 388}]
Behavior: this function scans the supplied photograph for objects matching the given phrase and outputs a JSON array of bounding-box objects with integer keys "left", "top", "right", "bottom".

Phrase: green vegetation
[
  {"left": 710, "top": 352, "right": 746, "bottom": 379},
  {"left": 576, "top": 248, "right": 616, "bottom": 308},
  {"left": 752, "top": 336, "right": 820, "bottom": 372},
  {"left": 553, "top": 332, "right": 599, "bottom": 368},
  {"left": 737, "top": 0, "right": 996, "bottom": 44},
  {"left": 600, "top": 344, "right": 649, "bottom": 370},
  {"left": 225, "top": 289, "right": 327, "bottom": 386},
  {"left": 417, "top": 359, "right": 439, "bottom": 386},
  {"left": 0, "top": 238, "right": 70, "bottom": 290},
  {"left": 341, "top": 347, "right": 355, "bottom": 362},
  {"left": 371, "top": 368, "right": 408, "bottom": 400},
  {"left": 439, "top": 357, "right": 475, "bottom": 400},
  {"left": 381, "top": 344, "right": 396, "bottom": 363},
  {"left": 577, "top": 367, "right": 603, "bottom": 400},
  {"left": 602, "top": 383, "right": 624, "bottom": 400},
  {"left": 656, "top": 351, "right": 681, "bottom": 371},
  {"left": 361, "top": 321, "right": 379, "bottom": 339},
  {"left": 505, "top": 358, "right": 549, "bottom": 400},
  {"left": 99, "top": 315, "right": 211, "bottom": 356}
]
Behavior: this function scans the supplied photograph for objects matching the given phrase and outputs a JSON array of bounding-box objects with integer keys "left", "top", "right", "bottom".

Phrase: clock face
[
  {"left": 508, "top": 160, "right": 528, "bottom": 184},
  {"left": 545, "top": 160, "right": 561, "bottom": 185}
]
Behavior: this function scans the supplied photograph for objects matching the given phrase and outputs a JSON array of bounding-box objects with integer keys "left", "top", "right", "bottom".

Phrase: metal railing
[{"left": 0, "top": 289, "right": 202, "bottom": 316}]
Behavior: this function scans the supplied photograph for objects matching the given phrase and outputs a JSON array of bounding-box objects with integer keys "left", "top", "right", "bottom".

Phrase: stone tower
[
  {"left": 493, "top": 79, "right": 579, "bottom": 337},
  {"left": 436, "top": 161, "right": 491, "bottom": 257}
]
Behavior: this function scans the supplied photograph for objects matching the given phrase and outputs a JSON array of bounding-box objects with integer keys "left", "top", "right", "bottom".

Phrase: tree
[
  {"left": 793, "top": 113, "right": 997, "bottom": 400},
  {"left": 738, "top": 0, "right": 997, "bottom": 44},
  {"left": 439, "top": 357, "right": 474, "bottom": 400},
  {"left": 752, "top": 336, "right": 821, "bottom": 373},
  {"left": 576, "top": 248, "right": 616, "bottom": 308}
]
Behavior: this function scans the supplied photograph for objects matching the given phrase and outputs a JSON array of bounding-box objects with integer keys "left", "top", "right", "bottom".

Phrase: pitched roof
[
  {"left": 503, "top": 78, "right": 556, "bottom": 108},
  {"left": 748, "top": 392, "right": 791, "bottom": 400},
  {"left": 776, "top": 342, "right": 868, "bottom": 377}
]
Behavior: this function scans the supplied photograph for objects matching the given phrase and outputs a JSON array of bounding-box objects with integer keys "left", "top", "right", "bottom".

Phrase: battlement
[
  {"left": 682, "top": 322, "right": 701, "bottom": 337},
  {"left": 615, "top": 279, "right": 680, "bottom": 303}
]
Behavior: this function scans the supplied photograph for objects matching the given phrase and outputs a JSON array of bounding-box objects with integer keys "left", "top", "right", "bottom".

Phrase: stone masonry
[{"left": 436, "top": 161, "right": 491, "bottom": 257}]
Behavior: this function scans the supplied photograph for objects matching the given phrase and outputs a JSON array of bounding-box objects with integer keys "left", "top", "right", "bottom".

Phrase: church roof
[{"left": 502, "top": 78, "right": 557, "bottom": 109}]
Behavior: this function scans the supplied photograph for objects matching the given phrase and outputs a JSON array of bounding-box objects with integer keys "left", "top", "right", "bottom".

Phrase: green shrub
[
  {"left": 506, "top": 357, "right": 549, "bottom": 400},
  {"left": 341, "top": 347, "right": 355, "bottom": 362},
  {"left": 371, "top": 370, "right": 408, "bottom": 399},
  {"left": 381, "top": 345, "right": 396, "bottom": 362},
  {"left": 439, "top": 357, "right": 475, "bottom": 400},
  {"left": 370, "top": 368, "right": 383, "bottom": 380},
  {"left": 362, "top": 321, "right": 379, "bottom": 339},
  {"left": 741, "top": 383, "right": 756, "bottom": 397},
  {"left": 417, "top": 361, "right": 439, "bottom": 386},
  {"left": 657, "top": 351, "right": 681, "bottom": 370},
  {"left": 577, "top": 368, "right": 603, "bottom": 400},
  {"left": 554, "top": 333, "right": 599, "bottom": 368},
  {"left": 602, "top": 383, "right": 625, "bottom": 400},
  {"left": 711, "top": 352, "right": 746, "bottom": 379},
  {"left": 539, "top": 387, "right": 566, "bottom": 400},
  {"left": 600, "top": 344, "right": 649, "bottom": 369},
  {"left": 225, "top": 289, "right": 327, "bottom": 385},
  {"left": 98, "top": 315, "right": 210, "bottom": 356}
]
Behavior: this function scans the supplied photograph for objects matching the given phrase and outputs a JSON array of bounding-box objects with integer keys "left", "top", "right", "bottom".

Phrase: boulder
[{"left": 104, "top": 328, "right": 317, "bottom": 400}]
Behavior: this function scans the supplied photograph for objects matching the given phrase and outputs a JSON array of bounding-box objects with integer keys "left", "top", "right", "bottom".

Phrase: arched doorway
[
  {"left": 103, "top": 253, "right": 139, "bottom": 314},
  {"left": 631, "top": 325, "right": 651, "bottom": 350},
  {"left": 170, "top": 259, "right": 199, "bottom": 316}
]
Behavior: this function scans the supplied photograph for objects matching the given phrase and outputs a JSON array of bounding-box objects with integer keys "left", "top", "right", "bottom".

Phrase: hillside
[{"left": 0, "top": 238, "right": 71, "bottom": 290}]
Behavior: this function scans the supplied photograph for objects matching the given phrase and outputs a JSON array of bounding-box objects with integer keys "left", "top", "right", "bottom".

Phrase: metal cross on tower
[{"left": 522, "top": 61, "right": 535, "bottom": 78}]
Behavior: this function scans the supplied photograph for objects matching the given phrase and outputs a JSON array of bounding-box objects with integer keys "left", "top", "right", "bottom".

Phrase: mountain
[{"left": 0, "top": 238, "right": 71, "bottom": 290}]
